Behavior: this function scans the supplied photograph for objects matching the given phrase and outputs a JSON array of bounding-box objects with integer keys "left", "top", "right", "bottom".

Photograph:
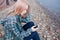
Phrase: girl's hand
[
  {"left": 31, "top": 26, "right": 39, "bottom": 32},
  {"left": 21, "top": 10, "right": 28, "bottom": 18}
]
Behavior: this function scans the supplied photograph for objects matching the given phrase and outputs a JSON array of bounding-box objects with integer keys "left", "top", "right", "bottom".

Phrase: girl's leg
[
  {"left": 31, "top": 31, "right": 40, "bottom": 40},
  {"left": 23, "top": 21, "right": 34, "bottom": 31},
  {"left": 24, "top": 31, "right": 40, "bottom": 40}
]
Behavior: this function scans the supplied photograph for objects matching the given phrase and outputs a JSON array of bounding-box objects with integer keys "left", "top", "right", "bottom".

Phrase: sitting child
[{"left": 0, "top": 0, "right": 40, "bottom": 40}]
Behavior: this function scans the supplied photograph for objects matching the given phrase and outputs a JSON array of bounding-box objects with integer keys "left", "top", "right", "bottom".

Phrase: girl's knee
[
  {"left": 27, "top": 21, "right": 35, "bottom": 27},
  {"left": 23, "top": 21, "right": 35, "bottom": 31}
]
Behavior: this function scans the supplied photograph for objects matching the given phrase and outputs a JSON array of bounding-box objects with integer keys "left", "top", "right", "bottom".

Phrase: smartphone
[{"left": 34, "top": 25, "right": 38, "bottom": 28}]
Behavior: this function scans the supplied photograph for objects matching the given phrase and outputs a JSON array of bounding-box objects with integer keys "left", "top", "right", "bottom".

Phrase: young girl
[{"left": 0, "top": 0, "right": 40, "bottom": 40}]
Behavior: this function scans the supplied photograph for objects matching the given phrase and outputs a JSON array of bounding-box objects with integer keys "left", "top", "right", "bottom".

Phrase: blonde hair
[{"left": 14, "top": 0, "right": 29, "bottom": 15}]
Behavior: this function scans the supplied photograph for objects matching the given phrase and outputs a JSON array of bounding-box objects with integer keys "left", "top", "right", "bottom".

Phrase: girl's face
[{"left": 22, "top": 13, "right": 28, "bottom": 18}]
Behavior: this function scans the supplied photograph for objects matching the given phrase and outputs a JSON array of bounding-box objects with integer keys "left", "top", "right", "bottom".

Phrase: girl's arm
[{"left": 9, "top": 21, "right": 32, "bottom": 39}]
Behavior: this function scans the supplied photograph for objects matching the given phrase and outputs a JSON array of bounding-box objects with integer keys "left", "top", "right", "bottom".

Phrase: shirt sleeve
[
  {"left": 16, "top": 19, "right": 32, "bottom": 39},
  {"left": 20, "top": 28, "right": 32, "bottom": 38},
  {"left": 20, "top": 13, "right": 31, "bottom": 23},
  {"left": 9, "top": 22, "right": 21, "bottom": 39}
]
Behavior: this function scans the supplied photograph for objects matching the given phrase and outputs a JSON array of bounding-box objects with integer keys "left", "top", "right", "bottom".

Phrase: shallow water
[{"left": 37, "top": 0, "right": 60, "bottom": 14}]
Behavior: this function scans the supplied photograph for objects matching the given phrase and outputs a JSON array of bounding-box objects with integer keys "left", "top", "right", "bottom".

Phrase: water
[{"left": 37, "top": 0, "right": 60, "bottom": 14}]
